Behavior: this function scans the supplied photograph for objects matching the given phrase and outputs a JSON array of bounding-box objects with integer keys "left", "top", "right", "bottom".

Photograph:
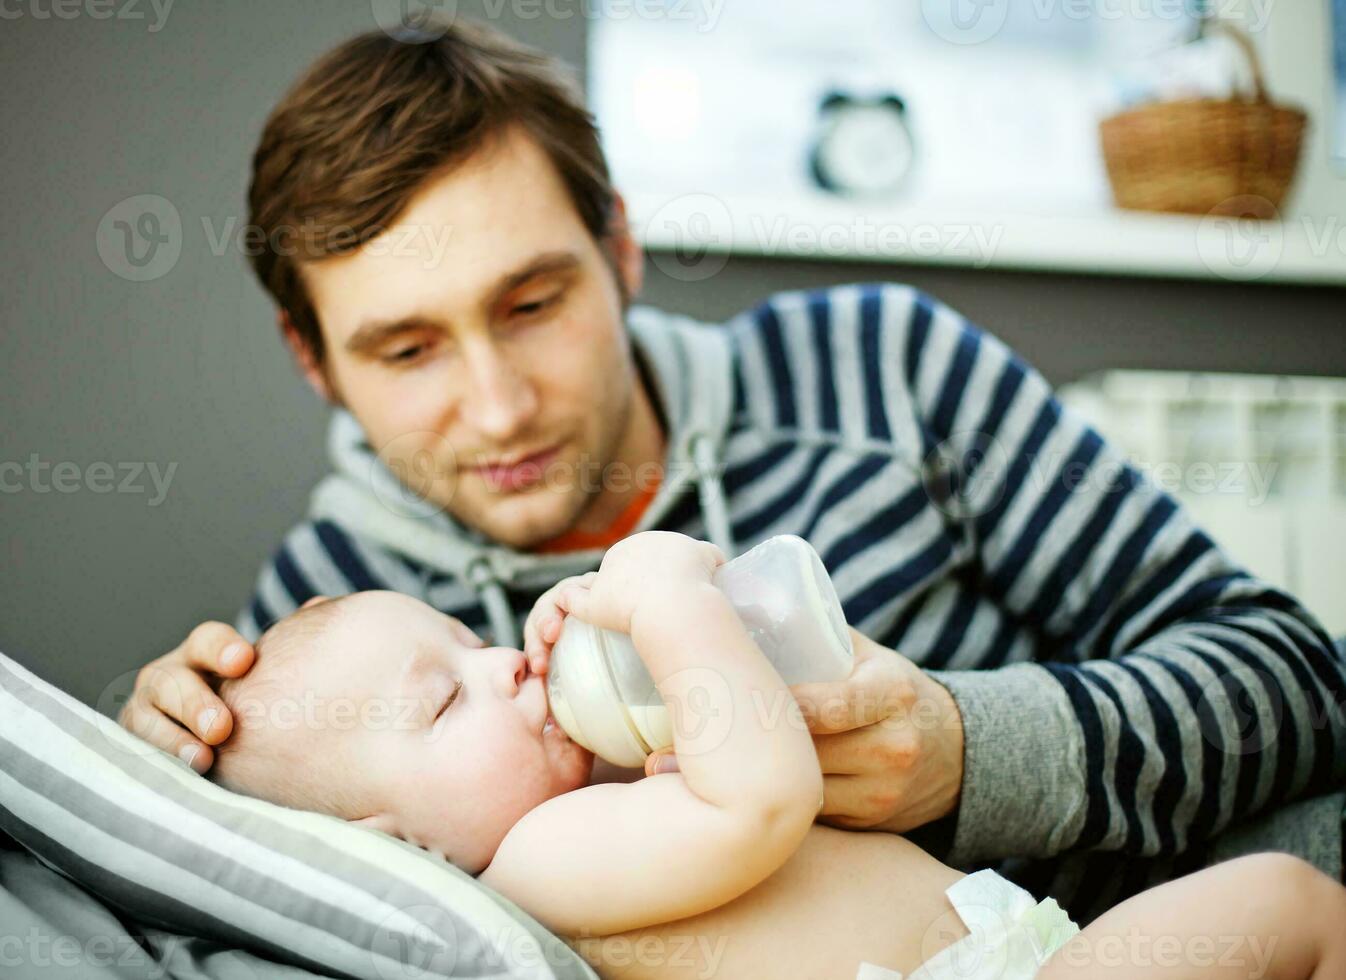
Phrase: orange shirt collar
[{"left": 533, "top": 470, "right": 663, "bottom": 554}]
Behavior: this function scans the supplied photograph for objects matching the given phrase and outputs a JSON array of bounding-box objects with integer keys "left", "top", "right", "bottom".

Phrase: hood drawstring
[
  {"left": 466, "top": 557, "right": 520, "bottom": 649},
  {"left": 311, "top": 435, "right": 734, "bottom": 650},
  {"left": 460, "top": 434, "right": 731, "bottom": 649},
  {"left": 465, "top": 434, "right": 734, "bottom": 649},
  {"left": 314, "top": 307, "right": 738, "bottom": 649},
  {"left": 690, "top": 432, "right": 735, "bottom": 557},
  {"left": 309, "top": 474, "right": 525, "bottom": 646}
]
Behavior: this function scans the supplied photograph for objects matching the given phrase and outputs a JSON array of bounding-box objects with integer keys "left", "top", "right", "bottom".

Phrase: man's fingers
[
  {"left": 811, "top": 724, "right": 917, "bottom": 776},
  {"left": 790, "top": 643, "right": 912, "bottom": 734},
  {"left": 809, "top": 730, "right": 867, "bottom": 775},
  {"left": 122, "top": 702, "right": 214, "bottom": 774},
  {"left": 815, "top": 773, "right": 887, "bottom": 829},
  {"left": 181, "top": 621, "right": 254, "bottom": 678},
  {"left": 790, "top": 678, "right": 884, "bottom": 733},
  {"left": 141, "top": 660, "right": 235, "bottom": 746},
  {"left": 789, "top": 639, "right": 875, "bottom": 732}
]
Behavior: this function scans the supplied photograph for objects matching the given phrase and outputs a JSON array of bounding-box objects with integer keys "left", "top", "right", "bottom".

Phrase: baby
[{"left": 211, "top": 531, "right": 1346, "bottom": 979}]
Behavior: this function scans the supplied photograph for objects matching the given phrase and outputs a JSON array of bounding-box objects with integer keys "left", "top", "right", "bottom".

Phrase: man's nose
[{"left": 461, "top": 342, "right": 538, "bottom": 443}]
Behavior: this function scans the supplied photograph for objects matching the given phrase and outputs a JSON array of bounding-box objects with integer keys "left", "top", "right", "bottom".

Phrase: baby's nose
[{"left": 493, "top": 646, "right": 529, "bottom": 696}]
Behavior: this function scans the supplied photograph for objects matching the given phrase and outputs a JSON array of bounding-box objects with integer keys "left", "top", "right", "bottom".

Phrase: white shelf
[{"left": 628, "top": 190, "right": 1346, "bottom": 286}]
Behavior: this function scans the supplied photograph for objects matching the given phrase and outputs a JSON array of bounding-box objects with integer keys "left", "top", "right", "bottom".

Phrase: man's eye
[
  {"left": 383, "top": 344, "right": 428, "bottom": 365},
  {"left": 512, "top": 293, "right": 560, "bottom": 317}
]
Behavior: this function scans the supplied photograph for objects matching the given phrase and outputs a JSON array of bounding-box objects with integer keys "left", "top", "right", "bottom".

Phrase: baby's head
[{"left": 211, "top": 591, "right": 594, "bottom": 873}]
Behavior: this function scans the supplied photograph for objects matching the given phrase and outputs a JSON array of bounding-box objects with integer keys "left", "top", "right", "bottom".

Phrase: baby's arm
[
  {"left": 480, "top": 534, "right": 824, "bottom": 938},
  {"left": 1041, "top": 853, "right": 1346, "bottom": 979}
]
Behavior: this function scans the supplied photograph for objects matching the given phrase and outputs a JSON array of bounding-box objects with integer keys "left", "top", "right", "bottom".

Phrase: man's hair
[
  {"left": 210, "top": 597, "right": 369, "bottom": 819},
  {"left": 246, "top": 17, "right": 619, "bottom": 365}
]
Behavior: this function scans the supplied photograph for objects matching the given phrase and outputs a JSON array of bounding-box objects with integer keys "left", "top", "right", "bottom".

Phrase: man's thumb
[{"left": 788, "top": 680, "right": 838, "bottom": 729}]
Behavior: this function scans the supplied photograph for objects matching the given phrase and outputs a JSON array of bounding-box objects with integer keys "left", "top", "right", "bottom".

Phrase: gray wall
[{"left": 1, "top": 0, "right": 1342, "bottom": 709}]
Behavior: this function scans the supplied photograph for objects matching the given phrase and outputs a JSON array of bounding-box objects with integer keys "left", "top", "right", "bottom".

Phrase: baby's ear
[{"left": 350, "top": 811, "right": 400, "bottom": 838}]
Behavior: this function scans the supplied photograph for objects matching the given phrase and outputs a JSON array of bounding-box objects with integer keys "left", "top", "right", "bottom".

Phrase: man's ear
[
  {"left": 606, "top": 191, "right": 645, "bottom": 303},
  {"left": 350, "top": 811, "right": 401, "bottom": 838},
  {"left": 278, "top": 308, "right": 336, "bottom": 403}
]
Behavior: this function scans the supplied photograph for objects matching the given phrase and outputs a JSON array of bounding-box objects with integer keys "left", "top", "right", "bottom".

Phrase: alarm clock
[{"left": 808, "top": 91, "right": 916, "bottom": 197}]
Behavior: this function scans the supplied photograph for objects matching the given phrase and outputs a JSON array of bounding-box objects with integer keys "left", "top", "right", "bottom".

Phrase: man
[{"left": 120, "top": 18, "right": 1346, "bottom": 923}]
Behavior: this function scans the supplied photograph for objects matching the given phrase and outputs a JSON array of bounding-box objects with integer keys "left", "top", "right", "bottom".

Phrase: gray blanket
[{"left": 0, "top": 839, "right": 331, "bottom": 980}]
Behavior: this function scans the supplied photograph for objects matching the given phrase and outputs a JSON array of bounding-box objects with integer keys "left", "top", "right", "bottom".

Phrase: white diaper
[{"left": 855, "top": 869, "right": 1079, "bottom": 980}]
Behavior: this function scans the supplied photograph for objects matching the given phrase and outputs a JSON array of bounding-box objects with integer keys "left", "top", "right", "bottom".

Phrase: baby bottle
[{"left": 544, "top": 534, "right": 853, "bottom": 767}]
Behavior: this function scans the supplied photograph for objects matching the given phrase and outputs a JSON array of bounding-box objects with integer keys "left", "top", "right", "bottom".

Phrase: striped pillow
[{"left": 0, "top": 651, "right": 596, "bottom": 979}]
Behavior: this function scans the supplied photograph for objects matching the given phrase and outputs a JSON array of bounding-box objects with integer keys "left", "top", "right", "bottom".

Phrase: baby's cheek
[{"left": 564, "top": 745, "right": 597, "bottom": 790}]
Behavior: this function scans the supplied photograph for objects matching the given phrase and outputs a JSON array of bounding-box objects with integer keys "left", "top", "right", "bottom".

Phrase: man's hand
[
  {"left": 117, "top": 620, "right": 258, "bottom": 773},
  {"left": 788, "top": 629, "right": 964, "bottom": 835}
]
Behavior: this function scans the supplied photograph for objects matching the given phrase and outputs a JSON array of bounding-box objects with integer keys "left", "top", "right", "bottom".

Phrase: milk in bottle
[{"left": 544, "top": 535, "right": 853, "bottom": 767}]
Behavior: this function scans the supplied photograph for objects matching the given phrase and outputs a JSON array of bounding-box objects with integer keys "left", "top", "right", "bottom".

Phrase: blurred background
[{"left": 1, "top": 0, "right": 1343, "bottom": 709}]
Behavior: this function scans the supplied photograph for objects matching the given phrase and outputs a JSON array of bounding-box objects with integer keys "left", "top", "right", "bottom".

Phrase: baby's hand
[
  {"left": 523, "top": 572, "right": 595, "bottom": 674},
  {"left": 559, "top": 532, "right": 725, "bottom": 637}
]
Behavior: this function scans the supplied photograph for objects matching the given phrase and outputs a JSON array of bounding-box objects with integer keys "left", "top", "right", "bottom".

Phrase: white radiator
[{"left": 1059, "top": 371, "right": 1346, "bottom": 636}]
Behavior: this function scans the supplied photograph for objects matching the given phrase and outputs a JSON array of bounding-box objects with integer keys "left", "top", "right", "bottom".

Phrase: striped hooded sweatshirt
[{"left": 236, "top": 281, "right": 1346, "bottom": 922}]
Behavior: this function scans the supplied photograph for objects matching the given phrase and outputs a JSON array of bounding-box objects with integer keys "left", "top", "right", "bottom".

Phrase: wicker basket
[{"left": 1099, "top": 22, "right": 1308, "bottom": 218}]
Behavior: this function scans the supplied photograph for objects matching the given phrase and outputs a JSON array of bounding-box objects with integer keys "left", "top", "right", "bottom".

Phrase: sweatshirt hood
[{"left": 307, "top": 304, "right": 737, "bottom": 646}]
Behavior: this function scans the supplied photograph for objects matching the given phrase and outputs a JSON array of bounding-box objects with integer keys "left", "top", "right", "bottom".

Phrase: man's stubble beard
[
  {"left": 322, "top": 243, "right": 640, "bottom": 549},
  {"left": 478, "top": 348, "right": 637, "bottom": 551},
  {"left": 515, "top": 264, "right": 640, "bottom": 547},
  {"left": 459, "top": 303, "right": 640, "bottom": 549}
]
